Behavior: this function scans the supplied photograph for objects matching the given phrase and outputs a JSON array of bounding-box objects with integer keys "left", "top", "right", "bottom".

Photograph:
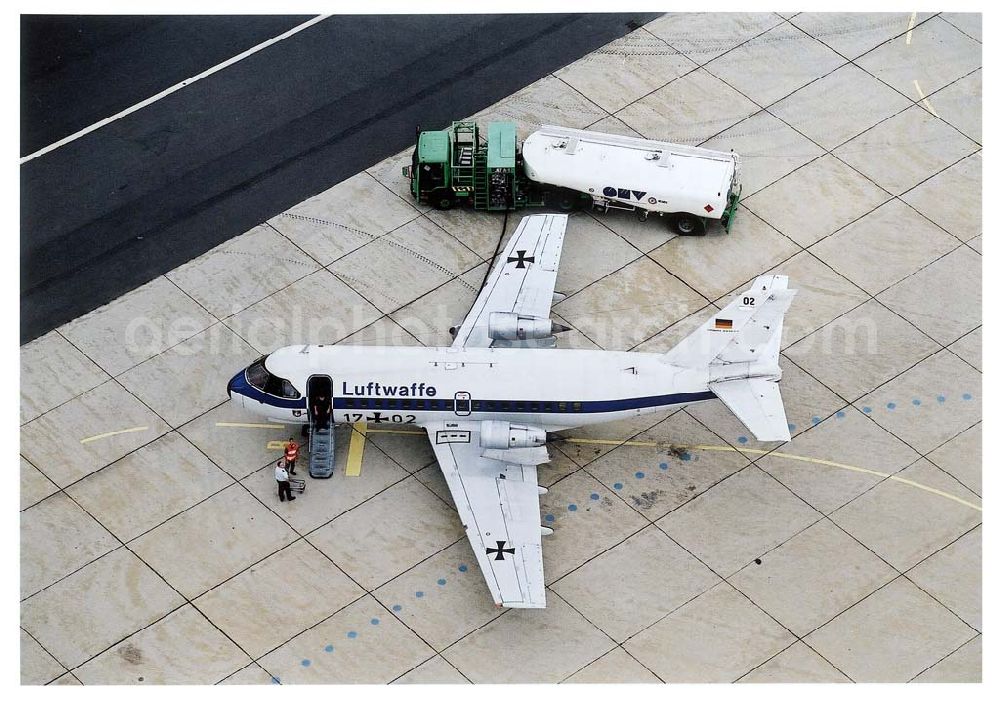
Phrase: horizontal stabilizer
[{"left": 710, "top": 378, "right": 790, "bottom": 442}]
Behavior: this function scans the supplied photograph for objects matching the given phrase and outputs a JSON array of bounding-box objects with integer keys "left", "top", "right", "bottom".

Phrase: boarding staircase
[{"left": 308, "top": 421, "right": 335, "bottom": 478}]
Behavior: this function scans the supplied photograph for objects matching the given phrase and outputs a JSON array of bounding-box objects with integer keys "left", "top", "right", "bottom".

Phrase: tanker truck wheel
[
  {"left": 669, "top": 213, "right": 706, "bottom": 236},
  {"left": 430, "top": 189, "right": 456, "bottom": 210},
  {"left": 552, "top": 189, "right": 580, "bottom": 212}
]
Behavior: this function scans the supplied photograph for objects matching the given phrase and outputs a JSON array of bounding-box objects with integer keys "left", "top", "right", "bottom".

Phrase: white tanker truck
[{"left": 404, "top": 121, "right": 742, "bottom": 235}]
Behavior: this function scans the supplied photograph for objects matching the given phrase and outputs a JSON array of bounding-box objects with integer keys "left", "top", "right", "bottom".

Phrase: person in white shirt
[{"left": 275, "top": 460, "right": 295, "bottom": 502}]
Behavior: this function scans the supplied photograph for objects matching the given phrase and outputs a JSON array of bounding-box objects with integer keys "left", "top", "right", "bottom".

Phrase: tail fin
[{"left": 665, "top": 275, "right": 796, "bottom": 442}]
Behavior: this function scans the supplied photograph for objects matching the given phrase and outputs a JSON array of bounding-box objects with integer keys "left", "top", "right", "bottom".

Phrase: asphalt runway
[
  {"left": 20, "top": 15, "right": 310, "bottom": 155},
  {"left": 20, "top": 13, "right": 656, "bottom": 343}
]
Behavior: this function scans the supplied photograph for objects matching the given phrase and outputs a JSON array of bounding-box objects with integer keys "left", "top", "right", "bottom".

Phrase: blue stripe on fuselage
[
  {"left": 330, "top": 389, "right": 715, "bottom": 413},
  {"left": 228, "top": 369, "right": 716, "bottom": 414}
]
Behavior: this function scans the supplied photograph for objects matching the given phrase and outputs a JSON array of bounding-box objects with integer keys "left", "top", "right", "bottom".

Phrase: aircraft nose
[{"left": 227, "top": 370, "right": 241, "bottom": 399}]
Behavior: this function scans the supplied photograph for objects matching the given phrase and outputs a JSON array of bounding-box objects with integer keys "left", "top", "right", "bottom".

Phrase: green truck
[
  {"left": 403, "top": 120, "right": 743, "bottom": 235},
  {"left": 402, "top": 121, "right": 556, "bottom": 212}
]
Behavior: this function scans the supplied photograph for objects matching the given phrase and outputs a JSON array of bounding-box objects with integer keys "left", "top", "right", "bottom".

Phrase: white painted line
[
  {"left": 20, "top": 14, "right": 329, "bottom": 165},
  {"left": 913, "top": 79, "right": 940, "bottom": 117},
  {"left": 906, "top": 11, "right": 917, "bottom": 44}
]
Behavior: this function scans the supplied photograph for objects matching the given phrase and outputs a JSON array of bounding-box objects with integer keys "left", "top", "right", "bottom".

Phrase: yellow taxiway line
[
  {"left": 345, "top": 423, "right": 369, "bottom": 476},
  {"left": 80, "top": 426, "right": 149, "bottom": 444},
  {"left": 237, "top": 425, "right": 981, "bottom": 513},
  {"left": 563, "top": 437, "right": 981, "bottom": 512},
  {"left": 216, "top": 422, "right": 288, "bottom": 429}
]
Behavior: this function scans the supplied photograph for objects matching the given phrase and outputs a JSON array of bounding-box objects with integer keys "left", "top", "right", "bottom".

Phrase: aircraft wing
[
  {"left": 451, "top": 213, "right": 567, "bottom": 349},
  {"left": 424, "top": 421, "right": 547, "bottom": 608}
]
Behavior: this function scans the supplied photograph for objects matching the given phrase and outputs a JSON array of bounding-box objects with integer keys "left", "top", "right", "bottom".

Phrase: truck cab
[
  {"left": 406, "top": 129, "right": 452, "bottom": 208},
  {"left": 403, "top": 121, "right": 545, "bottom": 211}
]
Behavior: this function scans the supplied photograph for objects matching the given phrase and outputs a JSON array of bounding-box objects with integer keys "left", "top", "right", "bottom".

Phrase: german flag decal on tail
[{"left": 713, "top": 318, "right": 733, "bottom": 330}]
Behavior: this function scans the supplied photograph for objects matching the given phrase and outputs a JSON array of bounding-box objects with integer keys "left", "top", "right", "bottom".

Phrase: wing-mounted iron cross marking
[
  {"left": 507, "top": 250, "right": 535, "bottom": 269},
  {"left": 486, "top": 540, "right": 516, "bottom": 561}
]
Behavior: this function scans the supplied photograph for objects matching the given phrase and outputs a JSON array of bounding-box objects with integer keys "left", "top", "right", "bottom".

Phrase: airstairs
[{"left": 308, "top": 421, "right": 335, "bottom": 478}]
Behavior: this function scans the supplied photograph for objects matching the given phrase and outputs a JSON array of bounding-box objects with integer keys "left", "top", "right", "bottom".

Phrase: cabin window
[
  {"left": 573, "top": 402, "right": 583, "bottom": 412},
  {"left": 558, "top": 402, "right": 567, "bottom": 412}
]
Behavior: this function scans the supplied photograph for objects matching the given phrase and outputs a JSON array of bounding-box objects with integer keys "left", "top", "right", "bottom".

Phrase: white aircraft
[{"left": 227, "top": 214, "right": 796, "bottom": 609}]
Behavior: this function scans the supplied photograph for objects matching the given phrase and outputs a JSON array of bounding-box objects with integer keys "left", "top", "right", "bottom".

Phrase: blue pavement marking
[
  {"left": 275, "top": 386, "right": 978, "bottom": 685},
  {"left": 284, "top": 388, "right": 977, "bottom": 683}
]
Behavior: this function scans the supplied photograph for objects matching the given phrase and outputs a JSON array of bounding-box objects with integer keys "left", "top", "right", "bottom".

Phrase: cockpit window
[
  {"left": 245, "top": 358, "right": 301, "bottom": 399},
  {"left": 246, "top": 361, "right": 269, "bottom": 388}
]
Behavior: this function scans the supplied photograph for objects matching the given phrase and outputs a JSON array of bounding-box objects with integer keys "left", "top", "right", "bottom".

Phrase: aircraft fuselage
[{"left": 227, "top": 344, "right": 715, "bottom": 430}]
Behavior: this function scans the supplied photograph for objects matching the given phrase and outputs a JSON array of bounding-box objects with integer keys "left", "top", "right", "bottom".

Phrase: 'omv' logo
[{"left": 603, "top": 186, "right": 647, "bottom": 201}]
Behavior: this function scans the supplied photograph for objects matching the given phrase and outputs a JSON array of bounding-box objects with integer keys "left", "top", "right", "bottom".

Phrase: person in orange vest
[{"left": 283, "top": 437, "right": 300, "bottom": 476}]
